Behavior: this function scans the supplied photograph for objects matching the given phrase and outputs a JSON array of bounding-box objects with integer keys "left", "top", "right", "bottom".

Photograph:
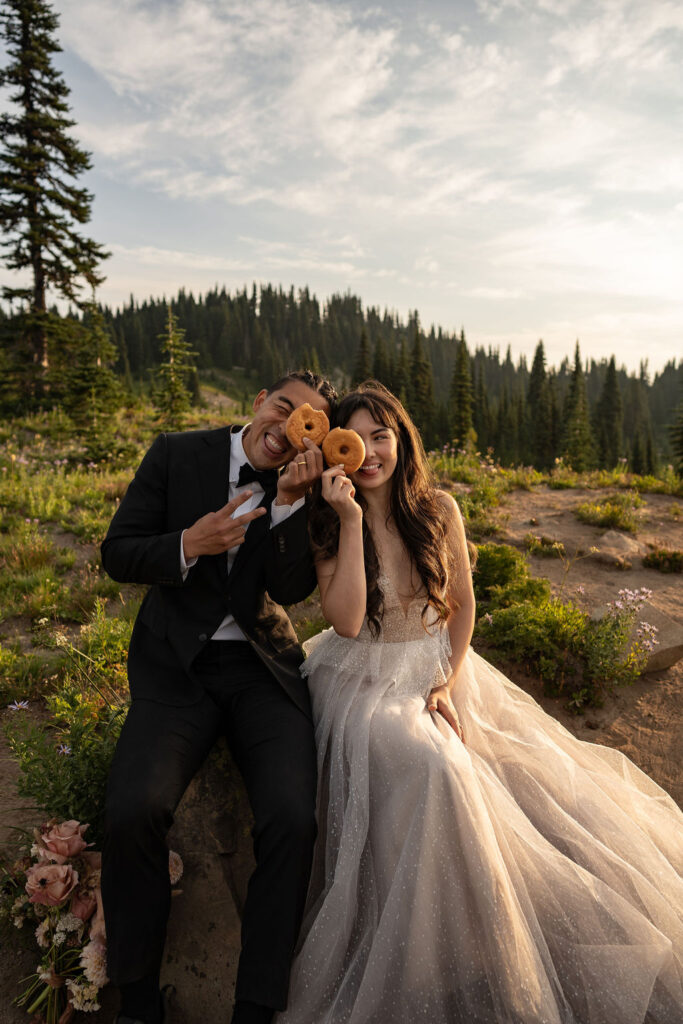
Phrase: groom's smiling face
[{"left": 242, "top": 380, "right": 330, "bottom": 470}]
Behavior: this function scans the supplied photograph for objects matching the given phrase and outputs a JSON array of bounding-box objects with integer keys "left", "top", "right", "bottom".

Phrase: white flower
[
  {"left": 81, "top": 939, "right": 109, "bottom": 987},
  {"left": 13, "top": 916, "right": 24, "bottom": 929},
  {"left": 169, "top": 850, "right": 184, "bottom": 886},
  {"left": 35, "top": 918, "right": 50, "bottom": 948},
  {"left": 66, "top": 978, "right": 101, "bottom": 1011},
  {"left": 55, "top": 912, "right": 84, "bottom": 938},
  {"left": 7, "top": 699, "right": 29, "bottom": 710}
]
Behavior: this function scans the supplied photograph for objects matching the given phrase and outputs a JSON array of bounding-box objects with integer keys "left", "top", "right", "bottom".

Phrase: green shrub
[
  {"left": 524, "top": 533, "right": 565, "bottom": 557},
  {"left": 473, "top": 543, "right": 551, "bottom": 610},
  {"left": 3, "top": 603, "right": 133, "bottom": 845},
  {"left": 0, "top": 643, "right": 63, "bottom": 703},
  {"left": 5, "top": 684, "right": 127, "bottom": 848},
  {"left": 574, "top": 491, "right": 644, "bottom": 533},
  {"left": 476, "top": 586, "right": 657, "bottom": 710},
  {"left": 642, "top": 548, "right": 683, "bottom": 573}
]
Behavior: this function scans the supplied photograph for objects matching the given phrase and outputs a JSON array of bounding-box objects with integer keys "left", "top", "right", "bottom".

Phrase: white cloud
[{"left": 39, "top": 0, "right": 683, "bottom": 370}]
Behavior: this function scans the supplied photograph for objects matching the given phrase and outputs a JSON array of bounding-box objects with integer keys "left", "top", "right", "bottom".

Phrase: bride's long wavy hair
[{"left": 309, "top": 381, "right": 455, "bottom": 637}]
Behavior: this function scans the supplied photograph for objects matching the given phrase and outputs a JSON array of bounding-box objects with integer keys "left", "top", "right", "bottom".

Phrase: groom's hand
[
  {"left": 275, "top": 437, "right": 324, "bottom": 506},
  {"left": 182, "top": 491, "right": 267, "bottom": 558},
  {"left": 427, "top": 684, "right": 465, "bottom": 743}
]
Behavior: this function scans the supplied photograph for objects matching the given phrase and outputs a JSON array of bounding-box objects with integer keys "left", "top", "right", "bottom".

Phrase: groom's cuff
[
  {"left": 270, "top": 496, "right": 305, "bottom": 526},
  {"left": 180, "top": 529, "right": 198, "bottom": 580}
]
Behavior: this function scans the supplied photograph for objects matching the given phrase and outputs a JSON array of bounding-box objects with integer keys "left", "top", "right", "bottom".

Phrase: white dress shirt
[{"left": 180, "top": 426, "right": 304, "bottom": 640}]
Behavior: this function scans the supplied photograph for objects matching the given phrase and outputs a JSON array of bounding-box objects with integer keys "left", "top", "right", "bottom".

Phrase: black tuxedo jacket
[{"left": 100, "top": 426, "right": 317, "bottom": 717}]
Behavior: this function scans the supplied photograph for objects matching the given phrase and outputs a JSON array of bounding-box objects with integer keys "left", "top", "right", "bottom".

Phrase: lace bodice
[{"left": 355, "top": 571, "right": 442, "bottom": 644}]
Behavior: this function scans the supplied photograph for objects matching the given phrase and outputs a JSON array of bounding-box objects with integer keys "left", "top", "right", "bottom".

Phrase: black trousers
[{"left": 101, "top": 641, "right": 317, "bottom": 1010}]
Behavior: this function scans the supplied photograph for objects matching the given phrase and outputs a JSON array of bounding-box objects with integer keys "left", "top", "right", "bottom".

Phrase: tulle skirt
[{"left": 275, "top": 629, "right": 683, "bottom": 1024}]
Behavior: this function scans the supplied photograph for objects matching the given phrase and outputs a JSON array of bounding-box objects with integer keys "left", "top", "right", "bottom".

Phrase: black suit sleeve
[
  {"left": 266, "top": 502, "right": 317, "bottom": 606},
  {"left": 101, "top": 434, "right": 185, "bottom": 587}
]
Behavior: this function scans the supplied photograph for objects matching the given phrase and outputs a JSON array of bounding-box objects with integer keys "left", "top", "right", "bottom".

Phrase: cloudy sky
[{"left": 4, "top": 0, "right": 683, "bottom": 372}]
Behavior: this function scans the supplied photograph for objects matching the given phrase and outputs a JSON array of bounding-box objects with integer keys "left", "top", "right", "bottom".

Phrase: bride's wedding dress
[{"left": 276, "top": 572, "right": 683, "bottom": 1024}]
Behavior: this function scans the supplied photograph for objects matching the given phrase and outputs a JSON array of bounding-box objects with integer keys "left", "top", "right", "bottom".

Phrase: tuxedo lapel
[
  {"left": 228, "top": 485, "right": 276, "bottom": 589},
  {"left": 195, "top": 425, "right": 232, "bottom": 515}
]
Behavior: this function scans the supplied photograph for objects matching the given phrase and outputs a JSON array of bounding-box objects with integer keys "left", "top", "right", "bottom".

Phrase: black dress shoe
[{"left": 115, "top": 984, "right": 176, "bottom": 1024}]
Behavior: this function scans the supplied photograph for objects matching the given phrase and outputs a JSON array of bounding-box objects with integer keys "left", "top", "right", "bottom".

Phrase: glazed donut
[
  {"left": 285, "top": 403, "right": 330, "bottom": 450},
  {"left": 322, "top": 428, "right": 366, "bottom": 474}
]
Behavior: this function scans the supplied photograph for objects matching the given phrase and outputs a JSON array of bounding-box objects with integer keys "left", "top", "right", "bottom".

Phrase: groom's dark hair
[{"left": 267, "top": 369, "right": 337, "bottom": 407}]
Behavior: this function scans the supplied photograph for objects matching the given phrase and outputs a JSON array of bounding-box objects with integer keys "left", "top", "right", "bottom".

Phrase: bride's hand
[
  {"left": 321, "top": 465, "right": 361, "bottom": 522},
  {"left": 427, "top": 684, "right": 464, "bottom": 743}
]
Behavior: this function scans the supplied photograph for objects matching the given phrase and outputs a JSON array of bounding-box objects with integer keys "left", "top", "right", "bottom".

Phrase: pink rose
[
  {"left": 38, "top": 820, "right": 89, "bottom": 864},
  {"left": 70, "top": 889, "right": 97, "bottom": 922},
  {"left": 26, "top": 863, "right": 79, "bottom": 906}
]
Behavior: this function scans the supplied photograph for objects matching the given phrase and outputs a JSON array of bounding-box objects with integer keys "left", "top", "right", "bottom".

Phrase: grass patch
[
  {"left": 524, "top": 533, "right": 565, "bottom": 558},
  {"left": 642, "top": 547, "right": 683, "bottom": 573},
  {"left": 574, "top": 491, "right": 644, "bottom": 533}
]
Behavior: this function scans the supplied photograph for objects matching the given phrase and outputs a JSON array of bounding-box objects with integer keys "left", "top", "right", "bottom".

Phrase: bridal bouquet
[{"left": 2, "top": 818, "right": 183, "bottom": 1023}]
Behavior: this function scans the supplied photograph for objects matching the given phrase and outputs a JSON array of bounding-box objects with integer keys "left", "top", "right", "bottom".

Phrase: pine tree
[
  {"left": 593, "top": 356, "right": 623, "bottom": 468},
  {"left": 392, "top": 337, "right": 409, "bottom": 399},
  {"left": 670, "top": 395, "right": 683, "bottom": 474},
  {"left": 526, "top": 341, "right": 553, "bottom": 468},
  {"left": 472, "top": 363, "right": 491, "bottom": 452},
  {"left": 408, "top": 329, "right": 436, "bottom": 446},
  {"left": 0, "top": 0, "right": 108, "bottom": 382},
  {"left": 155, "top": 306, "right": 197, "bottom": 430},
  {"left": 450, "top": 337, "right": 473, "bottom": 447},
  {"left": 352, "top": 328, "right": 372, "bottom": 386},
  {"left": 561, "top": 343, "right": 596, "bottom": 471},
  {"left": 372, "top": 335, "right": 390, "bottom": 387}
]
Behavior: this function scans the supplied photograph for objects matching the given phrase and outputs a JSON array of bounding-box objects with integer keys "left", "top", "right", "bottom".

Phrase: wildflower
[
  {"left": 169, "top": 850, "right": 184, "bottom": 886},
  {"left": 53, "top": 631, "right": 69, "bottom": 648},
  {"left": 13, "top": 915, "right": 24, "bottom": 929},
  {"left": 575, "top": 585, "right": 585, "bottom": 595},
  {"left": 81, "top": 939, "right": 109, "bottom": 987},
  {"left": 65, "top": 978, "right": 101, "bottom": 1012},
  {"left": 58, "top": 744, "right": 72, "bottom": 755},
  {"left": 35, "top": 918, "right": 50, "bottom": 947},
  {"left": 7, "top": 700, "right": 29, "bottom": 710},
  {"left": 36, "top": 617, "right": 49, "bottom": 626},
  {"left": 483, "top": 613, "right": 493, "bottom": 626}
]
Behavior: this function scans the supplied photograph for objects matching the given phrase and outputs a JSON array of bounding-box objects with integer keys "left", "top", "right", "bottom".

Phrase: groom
[{"left": 100, "top": 369, "right": 336, "bottom": 1024}]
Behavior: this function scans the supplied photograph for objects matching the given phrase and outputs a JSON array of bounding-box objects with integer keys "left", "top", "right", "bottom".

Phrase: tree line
[{"left": 0, "top": 0, "right": 682, "bottom": 473}]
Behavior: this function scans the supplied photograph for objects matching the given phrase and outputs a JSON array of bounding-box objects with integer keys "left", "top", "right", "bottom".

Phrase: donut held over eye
[
  {"left": 285, "top": 403, "right": 330, "bottom": 450},
  {"left": 322, "top": 428, "right": 366, "bottom": 474}
]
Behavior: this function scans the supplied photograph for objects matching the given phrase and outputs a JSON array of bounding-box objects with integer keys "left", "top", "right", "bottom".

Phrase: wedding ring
[{"left": 296, "top": 459, "right": 307, "bottom": 465}]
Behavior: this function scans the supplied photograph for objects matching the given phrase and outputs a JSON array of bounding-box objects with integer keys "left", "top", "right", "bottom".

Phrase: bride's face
[{"left": 345, "top": 407, "right": 398, "bottom": 490}]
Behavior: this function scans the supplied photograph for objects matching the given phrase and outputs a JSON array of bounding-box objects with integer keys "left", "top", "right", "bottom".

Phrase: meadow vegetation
[{"left": 1, "top": 406, "right": 681, "bottom": 839}]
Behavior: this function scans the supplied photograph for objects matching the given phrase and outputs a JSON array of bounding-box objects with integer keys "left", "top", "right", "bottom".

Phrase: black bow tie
[{"left": 236, "top": 462, "right": 278, "bottom": 490}]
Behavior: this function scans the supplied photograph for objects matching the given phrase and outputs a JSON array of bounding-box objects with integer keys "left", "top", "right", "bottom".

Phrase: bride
[{"left": 275, "top": 382, "right": 683, "bottom": 1024}]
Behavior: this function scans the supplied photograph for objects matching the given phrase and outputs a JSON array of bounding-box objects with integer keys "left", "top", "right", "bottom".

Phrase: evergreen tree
[
  {"left": 352, "top": 328, "right": 372, "bottom": 385},
  {"left": 0, "top": 0, "right": 108, "bottom": 381},
  {"left": 155, "top": 306, "right": 197, "bottom": 430},
  {"left": 449, "top": 337, "right": 473, "bottom": 446},
  {"left": 408, "top": 329, "right": 436, "bottom": 446},
  {"left": 472, "top": 363, "right": 492, "bottom": 453},
  {"left": 392, "top": 337, "right": 409, "bottom": 400},
  {"left": 593, "top": 356, "right": 623, "bottom": 468},
  {"left": 526, "top": 341, "right": 553, "bottom": 468},
  {"left": 561, "top": 343, "right": 596, "bottom": 471},
  {"left": 670, "top": 393, "right": 683, "bottom": 474},
  {"left": 372, "top": 334, "right": 390, "bottom": 387}
]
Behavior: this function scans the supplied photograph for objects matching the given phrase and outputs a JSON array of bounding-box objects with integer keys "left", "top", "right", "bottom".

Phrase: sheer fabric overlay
[{"left": 275, "top": 574, "right": 683, "bottom": 1024}]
